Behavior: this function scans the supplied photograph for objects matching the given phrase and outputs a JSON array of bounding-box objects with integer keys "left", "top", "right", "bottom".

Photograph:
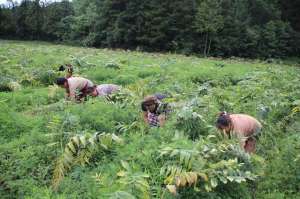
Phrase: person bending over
[
  {"left": 56, "top": 76, "right": 93, "bottom": 102},
  {"left": 141, "top": 95, "right": 170, "bottom": 127},
  {"left": 87, "top": 84, "right": 120, "bottom": 98},
  {"left": 216, "top": 111, "right": 262, "bottom": 153}
]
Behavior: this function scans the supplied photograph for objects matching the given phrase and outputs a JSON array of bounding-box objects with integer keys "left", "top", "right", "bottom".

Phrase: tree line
[{"left": 0, "top": 0, "right": 300, "bottom": 58}]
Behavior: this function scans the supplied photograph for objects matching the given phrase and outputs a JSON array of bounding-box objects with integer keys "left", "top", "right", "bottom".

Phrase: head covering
[
  {"left": 143, "top": 96, "right": 157, "bottom": 105},
  {"left": 141, "top": 95, "right": 158, "bottom": 111}
]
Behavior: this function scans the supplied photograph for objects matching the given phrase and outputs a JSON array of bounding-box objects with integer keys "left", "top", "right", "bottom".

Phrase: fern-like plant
[
  {"left": 51, "top": 132, "right": 122, "bottom": 190},
  {"left": 159, "top": 140, "right": 258, "bottom": 195},
  {"left": 176, "top": 105, "right": 209, "bottom": 140},
  {"left": 115, "top": 160, "right": 151, "bottom": 199}
]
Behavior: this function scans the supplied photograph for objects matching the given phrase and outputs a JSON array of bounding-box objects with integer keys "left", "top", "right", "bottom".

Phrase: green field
[{"left": 0, "top": 40, "right": 299, "bottom": 199}]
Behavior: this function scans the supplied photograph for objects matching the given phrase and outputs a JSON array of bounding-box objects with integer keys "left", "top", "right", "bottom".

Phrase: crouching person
[
  {"left": 86, "top": 84, "right": 120, "bottom": 98},
  {"left": 141, "top": 95, "right": 170, "bottom": 127},
  {"left": 216, "top": 112, "right": 262, "bottom": 153},
  {"left": 56, "top": 76, "right": 94, "bottom": 102}
]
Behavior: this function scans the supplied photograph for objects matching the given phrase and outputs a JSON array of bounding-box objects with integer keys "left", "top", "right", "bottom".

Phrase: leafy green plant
[
  {"left": 175, "top": 105, "right": 210, "bottom": 140},
  {"left": 109, "top": 191, "right": 136, "bottom": 199},
  {"left": 115, "top": 160, "right": 151, "bottom": 199},
  {"left": 159, "top": 139, "right": 258, "bottom": 195},
  {"left": 1, "top": 41, "right": 300, "bottom": 199},
  {"left": 52, "top": 132, "right": 122, "bottom": 190},
  {"left": 105, "top": 61, "right": 121, "bottom": 69}
]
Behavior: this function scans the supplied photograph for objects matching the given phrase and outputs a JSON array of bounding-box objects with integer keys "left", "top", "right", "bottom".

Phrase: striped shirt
[{"left": 147, "top": 102, "right": 170, "bottom": 127}]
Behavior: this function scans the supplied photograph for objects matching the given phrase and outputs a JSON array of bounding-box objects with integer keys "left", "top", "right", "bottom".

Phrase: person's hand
[
  {"left": 223, "top": 129, "right": 229, "bottom": 139},
  {"left": 158, "top": 114, "right": 166, "bottom": 127}
]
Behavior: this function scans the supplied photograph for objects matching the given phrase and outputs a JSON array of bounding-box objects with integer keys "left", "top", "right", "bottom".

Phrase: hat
[{"left": 142, "top": 95, "right": 157, "bottom": 105}]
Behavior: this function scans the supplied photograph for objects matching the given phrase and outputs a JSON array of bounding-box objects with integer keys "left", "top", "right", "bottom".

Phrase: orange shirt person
[{"left": 216, "top": 112, "right": 262, "bottom": 153}]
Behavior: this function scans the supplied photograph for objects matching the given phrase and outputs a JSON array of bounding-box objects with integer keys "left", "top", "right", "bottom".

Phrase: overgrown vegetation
[{"left": 0, "top": 40, "right": 299, "bottom": 198}]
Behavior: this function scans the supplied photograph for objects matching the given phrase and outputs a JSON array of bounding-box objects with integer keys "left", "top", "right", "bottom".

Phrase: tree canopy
[{"left": 0, "top": 0, "right": 299, "bottom": 58}]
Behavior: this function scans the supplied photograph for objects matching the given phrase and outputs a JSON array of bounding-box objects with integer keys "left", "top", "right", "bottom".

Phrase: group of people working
[
  {"left": 56, "top": 64, "right": 120, "bottom": 101},
  {"left": 56, "top": 64, "right": 262, "bottom": 153},
  {"left": 140, "top": 95, "right": 262, "bottom": 153}
]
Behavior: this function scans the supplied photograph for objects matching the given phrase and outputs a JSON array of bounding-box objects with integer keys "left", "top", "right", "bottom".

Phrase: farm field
[{"left": 0, "top": 40, "right": 299, "bottom": 199}]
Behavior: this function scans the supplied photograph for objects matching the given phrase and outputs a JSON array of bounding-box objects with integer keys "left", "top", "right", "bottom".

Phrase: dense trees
[{"left": 0, "top": 0, "right": 299, "bottom": 58}]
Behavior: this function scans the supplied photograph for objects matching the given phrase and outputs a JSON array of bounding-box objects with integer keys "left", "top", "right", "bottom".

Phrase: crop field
[{"left": 0, "top": 40, "right": 299, "bottom": 199}]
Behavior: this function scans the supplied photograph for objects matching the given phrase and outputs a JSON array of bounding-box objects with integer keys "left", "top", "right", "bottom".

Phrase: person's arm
[
  {"left": 68, "top": 84, "right": 77, "bottom": 101},
  {"left": 142, "top": 111, "right": 149, "bottom": 124},
  {"left": 222, "top": 129, "right": 228, "bottom": 137},
  {"left": 222, "top": 129, "right": 232, "bottom": 139},
  {"left": 158, "top": 113, "right": 166, "bottom": 127},
  {"left": 64, "top": 92, "right": 70, "bottom": 100}
]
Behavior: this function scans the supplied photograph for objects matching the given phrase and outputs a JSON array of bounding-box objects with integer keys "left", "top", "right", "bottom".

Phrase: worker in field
[
  {"left": 86, "top": 84, "right": 121, "bottom": 98},
  {"left": 58, "top": 64, "right": 74, "bottom": 78},
  {"left": 56, "top": 76, "right": 94, "bottom": 102},
  {"left": 216, "top": 111, "right": 262, "bottom": 153},
  {"left": 141, "top": 94, "right": 170, "bottom": 127}
]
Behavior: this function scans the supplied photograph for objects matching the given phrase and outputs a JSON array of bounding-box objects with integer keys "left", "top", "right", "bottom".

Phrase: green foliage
[
  {"left": 256, "top": 133, "right": 300, "bottom": 198},
  {"left": 159, "top": 138, "right": 258, "bottom": 195},
  {"left": 52, "top": 132, "right": 123, "bottom": 191},
  {"left": 0, "top": 102, "right": 30, "bottom": 141},
  {"left": 0, "top": 41, "right": 299, "bottom": 198},
  {"left": 1, "top": 0, "right": 300, "bottom": 57},
  {"left": 105, "top": 61, "right": 121, "bottom": 70},
  {"left": 175, "top": 105, "right": 210, "bottom": 140},
  {"left": 114, "top": 160, "right": 151, "bottom": 198},
  {"left": 68, "top": 100, "right": 136, "bottom": 133}
]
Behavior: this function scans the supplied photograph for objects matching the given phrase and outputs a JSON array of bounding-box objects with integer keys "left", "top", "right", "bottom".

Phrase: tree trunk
[
  {"left": 207, "top": 36, "right": 212, "bottom": 56},
  {"left": 203, "top": 32, "right": 208, "bottom": 57}
]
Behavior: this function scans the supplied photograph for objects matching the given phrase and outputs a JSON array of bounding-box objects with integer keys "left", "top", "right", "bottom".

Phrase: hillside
[{"left": 0, "top": 40, "right": 299, "bottom": 199}]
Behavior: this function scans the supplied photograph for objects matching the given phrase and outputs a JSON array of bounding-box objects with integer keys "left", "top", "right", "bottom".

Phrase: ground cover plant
[{"left": 0, "top": 40, "right": 299, "bottom": 199}]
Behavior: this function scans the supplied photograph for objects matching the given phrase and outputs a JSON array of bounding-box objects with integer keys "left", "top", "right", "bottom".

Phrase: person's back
[
  {"left": 96, "top": 84, "right": 120, "bottom": 96},
  {"left": 216, "top": 112, "right": 262, "bottom": 153},
  {"left": 67, "top": 77, "right": 93, "bottom": 100},
  {"left": 230, "top": 114, "right": 262, "bottom": 138}
]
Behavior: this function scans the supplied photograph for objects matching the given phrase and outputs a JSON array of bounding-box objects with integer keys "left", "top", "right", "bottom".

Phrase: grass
[{"left": 0, "top": 39, "right": 299, "bottom": 199}]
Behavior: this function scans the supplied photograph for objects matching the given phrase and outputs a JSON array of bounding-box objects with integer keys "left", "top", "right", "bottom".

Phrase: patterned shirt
[
  {"left": 147, "top": 102, "right": 170, "bottom": 127},
  {"left": 148, "top": 112, "right": 160, "bottom": 127},
  {"left": 95, "top": 84, "right": 120, "bottom": 96}
]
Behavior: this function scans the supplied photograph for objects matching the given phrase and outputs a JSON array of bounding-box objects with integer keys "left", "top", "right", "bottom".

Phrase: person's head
[
  {"left": 56, "top": 77, "right": 67, "bottom": 88},
  {"left": 86, "top": 86, "right": 97, "bottom": 97},
  {"left": 216, "top": 111, "right": 232, "bottom": 133},
  {"left": 141, "top": 95, "right": 158, "bottom": 113},
  {"left": 58, "top": 65, "right": 65, "bottom": 71},
  {"left": 66, "top": 64, "right": 73, "bottom": 73}
]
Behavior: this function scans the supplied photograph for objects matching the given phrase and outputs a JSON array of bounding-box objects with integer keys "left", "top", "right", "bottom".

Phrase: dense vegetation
[
  {"left": 1, "top": 0, "right": 300, "bottom": 58},
  {"left": 0, "top": 40, "right": 299, "bottom": 198}
]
